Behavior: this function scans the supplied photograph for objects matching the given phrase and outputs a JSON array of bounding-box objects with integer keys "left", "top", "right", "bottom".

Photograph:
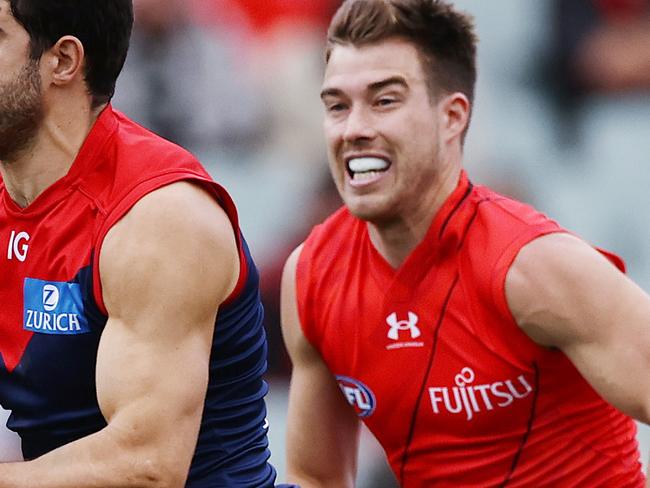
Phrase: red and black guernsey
[
  {"left": 0, "top": 106, "right": 276, "bottom": 487},
  {"left": 297, "top": 171, "right": 644, "bottom": 487}
]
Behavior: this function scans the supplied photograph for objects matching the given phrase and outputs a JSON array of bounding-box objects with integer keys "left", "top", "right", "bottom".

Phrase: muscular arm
[
  {"left": 281, "top": 246, "right": 361, "bottom": 488},
  {"left": 506, "top": 233, "right": 650, "bottom": 423},
  {"left": 0, "top": 181, "right": 239, "bottom": 487}
]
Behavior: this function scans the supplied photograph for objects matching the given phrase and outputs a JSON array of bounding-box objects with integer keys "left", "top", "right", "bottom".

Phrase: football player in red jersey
[
  {"left": 0, "top": 0, "right": 282, "bottom": 486},
  {"left": 281, "top": 0, "right": 650, "bottom": 486}
]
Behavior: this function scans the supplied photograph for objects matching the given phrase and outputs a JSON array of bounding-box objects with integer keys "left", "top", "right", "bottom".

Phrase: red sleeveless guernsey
[
  {"left": 0, "top": 106, "right": 277, "bottom": 486},
  {"left": 296, "top": 171, "right": 643, "bottom": 487}
]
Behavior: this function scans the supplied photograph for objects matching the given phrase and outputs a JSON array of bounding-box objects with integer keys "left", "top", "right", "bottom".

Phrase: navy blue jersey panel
[
  {"left": 0, "top": 263, "right": 107, "bottom": 460},
  {"left": 187, "top": 235, "right": 276, "bottom": 486},
  {"left": 0, "top": 238, "right": 277, "bottom": 484}
]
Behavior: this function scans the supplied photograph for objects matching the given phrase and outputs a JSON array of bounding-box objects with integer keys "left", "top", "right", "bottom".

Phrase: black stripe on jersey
[
  {"left": 456, "top": 197, "right": 504, "bottom": 250},
  {"left": 438, "top": 181, "right": 474, "bottom": 239},
  {"left": 398, "top": 273, "right": 460, "bottom": 485},
  {"left": 499, "top": 362, "right": 541, "bottom": 487},
  {"left": 399, "top": 193, "right": 501, "bottom": 484}
]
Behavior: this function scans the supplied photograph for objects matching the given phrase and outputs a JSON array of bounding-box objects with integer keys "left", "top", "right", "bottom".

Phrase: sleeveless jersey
[
  {"left": 296, "top": 171, "right": 643, "bottom": 487},
  {"left": 0, "top": 106, "right": 277, "bottom": 487}
]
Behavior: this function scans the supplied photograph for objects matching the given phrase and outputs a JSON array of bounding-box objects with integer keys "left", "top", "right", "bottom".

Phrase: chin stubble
[{"left": 0, "top": 59, "right": 44, "bottom": 163}]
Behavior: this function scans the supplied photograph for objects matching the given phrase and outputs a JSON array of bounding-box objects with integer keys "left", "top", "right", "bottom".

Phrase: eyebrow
[
  {"left": 320, "top": 75, "right": 409, "bottom": 100},
  {"left": 368, "top": 76, "right": 409, "bottom": 92}
]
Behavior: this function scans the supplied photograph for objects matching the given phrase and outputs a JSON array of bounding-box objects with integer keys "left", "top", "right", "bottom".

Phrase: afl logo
[
  {"left": 336, "top": 375, "right": 376, "bottom": 418},
  {"left": 42, "top": 284, "right": 60, "bottom": 312}
]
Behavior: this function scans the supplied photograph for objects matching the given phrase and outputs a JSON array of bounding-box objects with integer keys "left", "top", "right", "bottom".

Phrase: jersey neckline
[
  {"left": 1, "top": 105, "right": 118, "bottom": 219},
  {"left": 365, "top": 170, "right": 473, "bottom": 289}
]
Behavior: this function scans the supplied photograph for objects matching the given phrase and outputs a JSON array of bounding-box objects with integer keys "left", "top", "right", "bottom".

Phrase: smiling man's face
[{"left": 321, "top": 37, "right": 445, "bottom": 224}]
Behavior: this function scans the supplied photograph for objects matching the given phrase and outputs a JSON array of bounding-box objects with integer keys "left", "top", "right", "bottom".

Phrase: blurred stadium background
[{"left": 3, "top": 0, "right": 650, "bottom": 484}]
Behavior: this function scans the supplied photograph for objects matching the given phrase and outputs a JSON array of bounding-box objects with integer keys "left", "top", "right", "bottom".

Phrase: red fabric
[
  {"left": 0, "top": 105, "right": 247, "bottom": 345},
  {"left": 594, "top": 0, "right": 648, "bottom": 20},
  {"left": 194, "top": 0, "right": 335, "bottom": 31},
  {"left": 296, "top": 171, "right": 644, "bottom": 486},
  {"left": 84, "top": 109, "right": 247, "bottom": 312}
]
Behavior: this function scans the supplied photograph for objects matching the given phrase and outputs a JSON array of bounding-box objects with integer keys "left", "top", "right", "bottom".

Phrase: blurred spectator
[
  {"left": 197, "top": 0, "right": 340, "bottom": 167},
  {"left": 550, "top": 0, "right": 650, "bottom": 140},
  {"left": 196, "top": 0, "right": 336, "bottom": 33},
  {"left": 546, "top": 1, "right": 650, "bottom": 474},
  {"left": 545, "top": 0, "right": 650, "bottom": 288},
  {"left": 555, "top": 0, "right": 650, "bottom": 96},
  {"left": 113, "top": 0, "right": 266, "bottom": 158}
]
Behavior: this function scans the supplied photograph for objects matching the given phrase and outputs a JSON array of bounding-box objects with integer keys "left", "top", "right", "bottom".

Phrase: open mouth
[{"left": 346, "top": 157, "right": 391, "bottom": 182}]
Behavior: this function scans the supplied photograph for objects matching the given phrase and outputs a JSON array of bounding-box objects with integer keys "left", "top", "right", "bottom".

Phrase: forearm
[
  {"left": 285, "top": 382, "right": 360, "bottom": 488},
  {"left": 286, "top": 426, "right": 358, "bottom": 488},
  {"left": 0, "top": 425, "right": 176, "bottom": 488}
]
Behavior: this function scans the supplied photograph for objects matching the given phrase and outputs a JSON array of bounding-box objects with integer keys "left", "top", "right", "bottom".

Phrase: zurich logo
[
  {"left": 23, "top": 278, "right": 89, "bottom": 335},
  {"left": 336, "top": 375, "right": 376, "bottom": 418},
  {"left": 42, "top": 284, "right": 60, "bottom": 312}
]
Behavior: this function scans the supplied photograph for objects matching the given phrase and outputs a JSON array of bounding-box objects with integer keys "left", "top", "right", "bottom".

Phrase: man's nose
[{"left": 342, "top": 105, "right": 377, "bottom": 143}]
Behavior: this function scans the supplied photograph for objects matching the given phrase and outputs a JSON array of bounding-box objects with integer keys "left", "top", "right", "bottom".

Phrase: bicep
[
  {"left": 96, "top": 182, "right": 239, "bottom": 477},
  {"left": 281, "top": 247, "right": 360, "bottom": 488},
  {"left": 506, "top": 233, "right": 650, "bottom": 422},
  {"left": 95, "top": 315, "right": 210, "bottom": 463}
]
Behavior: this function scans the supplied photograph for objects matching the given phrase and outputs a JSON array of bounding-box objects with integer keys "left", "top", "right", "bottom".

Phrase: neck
[
  {"left": 368, "top": 163, "right": 462, "bottom": 269},
  {"left": 1, "top": 101, "right": 105, "bottom": 208}
]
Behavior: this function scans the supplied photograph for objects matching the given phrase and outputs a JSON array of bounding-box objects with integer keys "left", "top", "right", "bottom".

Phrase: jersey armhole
[
  {"left": 91, "top": 172, "right": 247, "bottom": 315},
  {"left": 490, "top": 226, "right": 566, "bottom": 352},
  {"left": 594, "top": 247, "right": 626, "bottom": 273}
]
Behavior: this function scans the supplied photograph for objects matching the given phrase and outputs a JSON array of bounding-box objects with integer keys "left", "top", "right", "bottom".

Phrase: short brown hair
[{"left": 326, "top": 0, "right": 477, "bottom": 104}]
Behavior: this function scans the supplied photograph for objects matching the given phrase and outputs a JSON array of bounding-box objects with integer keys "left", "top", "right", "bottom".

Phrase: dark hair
[
  {"left": 326, "top": 0, "right": 477, "bottom": 105},
  {"left": 10, "top": 0, "right": 134, "bottom": 108}
]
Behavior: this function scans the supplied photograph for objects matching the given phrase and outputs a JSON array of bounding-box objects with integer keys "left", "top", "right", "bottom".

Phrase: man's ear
[
  {"left": 44, "top": 35, "right": 85, "bottom": 86},
  {"left": 439, "top": 92, "right": 471, "bottom": 144}
]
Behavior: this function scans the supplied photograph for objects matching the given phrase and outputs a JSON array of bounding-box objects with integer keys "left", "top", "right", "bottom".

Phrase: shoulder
[
  {"left": 455, "top": 186, "right": 569, "bottom": 337},
  {"left": 102, "top": 180, "right": 237, "bottom": 263},
  {"left": 296, "top": 207, "right": 364, "bottom": 293},
  {"left": 505, "top": 232, "right": 626, "bottom": 345},
  {"left": 470, "top": 184, "right": 561, "bottom": 233},
  {"left": 299, "top": 206, "right": 361, "bottom": 265},
  {"left": 83, "top": 108, "right": 214, "bottom": 208},
  {"left": 99, "top": 181, "right": 239, "bottom": 318},
  {"left": 459, "top": 185, "right": 564, "bottom": 292},
  {"left": 281, "top": 244, "right": 307, "bottom": 353},
  {"left": 461, "top": 185, "right": 565, "bottom": 279},
  {"left": 284, "top": 244, "right": 305, "bottom": 278}
]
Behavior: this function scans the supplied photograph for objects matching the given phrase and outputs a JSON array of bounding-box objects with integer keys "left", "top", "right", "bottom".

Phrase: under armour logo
[{"left": 386, "top": 312, "right": 421, "bottom": 340}]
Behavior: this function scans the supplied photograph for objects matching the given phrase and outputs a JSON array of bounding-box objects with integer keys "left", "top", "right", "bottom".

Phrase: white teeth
[
  {"left": 353, "top": 170, "right": 382, "bottom": 181},
  {"left": 348, "top": 157, "right": 389, "bottom": 173}
]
